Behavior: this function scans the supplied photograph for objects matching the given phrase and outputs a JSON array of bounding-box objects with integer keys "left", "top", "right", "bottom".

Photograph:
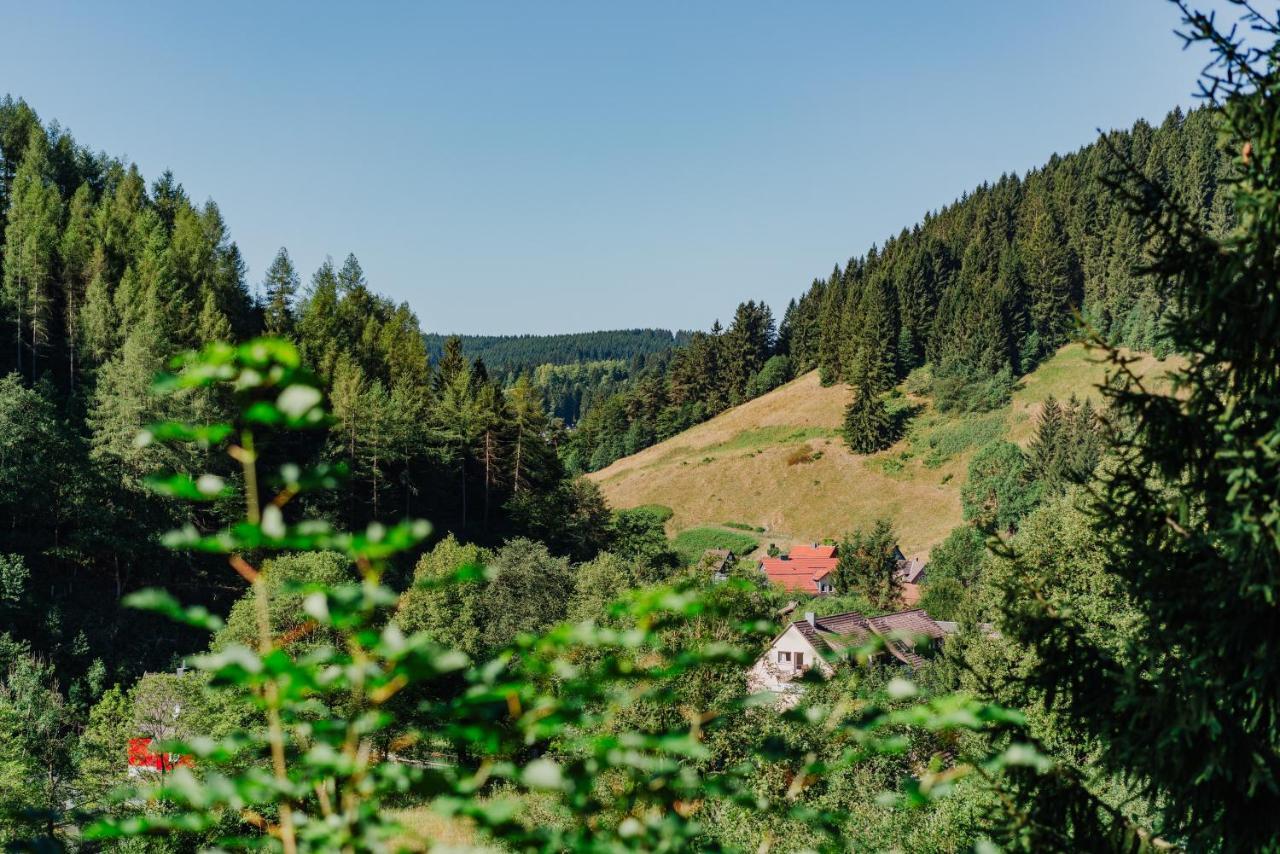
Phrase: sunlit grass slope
[{"left": 588, "top": 343, "right": 1171, "bottom": 558}]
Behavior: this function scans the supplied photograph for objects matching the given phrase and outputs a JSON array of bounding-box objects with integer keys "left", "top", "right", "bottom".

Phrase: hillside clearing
[{"left": 589, "top": 343, "right": 1172, "bottom": 557}]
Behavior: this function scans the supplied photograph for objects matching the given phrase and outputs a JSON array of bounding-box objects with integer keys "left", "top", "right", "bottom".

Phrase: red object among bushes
[{"left": 127, "top": 737, "right": 193, "bottom": 772}]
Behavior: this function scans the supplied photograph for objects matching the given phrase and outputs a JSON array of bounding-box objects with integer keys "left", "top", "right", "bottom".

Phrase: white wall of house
[{"left": 747, "top": 624, "right": 833, "bottom": 701}]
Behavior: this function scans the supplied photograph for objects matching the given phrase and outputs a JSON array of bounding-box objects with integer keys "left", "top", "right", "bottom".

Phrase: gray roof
[
  {"left": 789, "top": 608, "right": 946, "bottom": 668},
  {"left": 894, "top": 556, "right": 928, "bottom": 584}
]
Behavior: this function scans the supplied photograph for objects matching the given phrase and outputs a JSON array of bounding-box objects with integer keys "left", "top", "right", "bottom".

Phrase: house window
[{"left": 777, "top": 651, "right": 791, "bottom": 665}]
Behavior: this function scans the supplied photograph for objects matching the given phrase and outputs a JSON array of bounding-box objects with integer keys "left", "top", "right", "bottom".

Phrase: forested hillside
[
  {"left": 0, "top": 95, "right": 606, "bottom": 687},
  {"left": 568, "top": 106, "right": 1229, "bottom": 472}
]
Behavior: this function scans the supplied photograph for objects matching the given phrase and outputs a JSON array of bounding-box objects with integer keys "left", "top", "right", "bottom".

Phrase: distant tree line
[
  {"left": 564, "top": 300, "right": 787, "bottom": 472},
  {"left": 422, "top": 328, "right": 689, "bottom": 372}
]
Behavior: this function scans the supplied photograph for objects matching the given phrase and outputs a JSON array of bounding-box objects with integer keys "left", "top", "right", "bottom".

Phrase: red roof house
[
  {"left": 128, "top": 737, "right": 193, "bottom": 774},
  {"left": 760, "top": 545, "right": 839, "bottom": 595},
  {"left": 787, "top": 544, "right": 837, "bottom": 560}
]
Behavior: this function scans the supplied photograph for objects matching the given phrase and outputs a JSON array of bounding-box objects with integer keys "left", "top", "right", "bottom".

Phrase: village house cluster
[
  {"left": 705, "top": 541, "right": 954, "bottom": 701},
  {"left": 755, "top": 542, "right": 928, "bottom": 604}
]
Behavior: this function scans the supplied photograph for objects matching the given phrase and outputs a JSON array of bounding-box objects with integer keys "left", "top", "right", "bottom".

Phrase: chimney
[{"left": 805, "top": 611, "right": 816, "bottom": 627}]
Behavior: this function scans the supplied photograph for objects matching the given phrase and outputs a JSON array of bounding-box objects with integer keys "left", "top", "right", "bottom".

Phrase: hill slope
[{"left": 589, "top": 344, "right": 1169, "bottom": 557}]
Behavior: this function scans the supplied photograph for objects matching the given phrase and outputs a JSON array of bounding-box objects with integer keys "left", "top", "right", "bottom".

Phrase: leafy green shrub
[
  {"left": 904, "top": 364, "right": 934, "bottom": 396},
  {"left": 932, "top": 365, "right": 1015, "bottom": 414},
  {"left": 630, "top": 503, "right": 674, "bottom": 524},
  {"left": 745, "top": 354, "right": 793, "bottom": 397}
]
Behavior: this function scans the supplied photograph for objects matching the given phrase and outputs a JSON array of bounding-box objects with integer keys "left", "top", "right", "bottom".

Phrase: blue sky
[{"left": 1, "top": 2, "right": 1214, "bottom": 334}]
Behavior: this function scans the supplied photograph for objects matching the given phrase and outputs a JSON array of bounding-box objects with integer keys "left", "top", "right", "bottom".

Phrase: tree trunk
[{"left": 513, "top": 428, "right": 523, "bottom": 494}]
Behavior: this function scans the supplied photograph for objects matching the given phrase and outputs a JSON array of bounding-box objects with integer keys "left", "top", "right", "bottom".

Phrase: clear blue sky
[{"left": 1, "top": 2, "right": 1214, "bottom": 334}]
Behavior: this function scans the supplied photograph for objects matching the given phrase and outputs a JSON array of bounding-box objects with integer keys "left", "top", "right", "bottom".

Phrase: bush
[
  {"left": 961, "top": 441, "right": 1042, "bottom": 533},
  {"left": 904, "top": 364, "right": 934, "bottom": 396},
  {"left": 745, "top": 354, "right": 793, "bottom": 398},
  {"left": 932, "top": 365, "right": 1015, "bottom": 414},
  {"left": 630, "top": 504, "right": 674, "bottom": 524},
  {"left": 786, "top": 444, "right": 818, "bottom": 465}
]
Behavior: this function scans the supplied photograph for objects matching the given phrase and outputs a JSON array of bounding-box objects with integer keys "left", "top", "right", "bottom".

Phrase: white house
[{"left": 747, "top": 608, "right": 954, "bottom": 703}]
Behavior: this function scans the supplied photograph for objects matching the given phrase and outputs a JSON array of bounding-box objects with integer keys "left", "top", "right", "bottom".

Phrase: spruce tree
[
  {"left": 842, "top": 383, "right": 892, "bottom": 454},
  {"left": 994, "top": 11, "right": 1280, "bottom": 845},
  {"left": 435, "top": 335, "right": 466, "bottom": 393},
  {"left": 261, "top": 247, "right": 300, "bottom": 336}
]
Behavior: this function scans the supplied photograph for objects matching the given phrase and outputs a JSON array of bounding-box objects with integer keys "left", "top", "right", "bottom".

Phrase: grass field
[
  {"left": 589, "top": 343, "right": 1172, "bottom": 559},
  {"left": 671, "top": 526, "right": 761, "bottom": 565}
]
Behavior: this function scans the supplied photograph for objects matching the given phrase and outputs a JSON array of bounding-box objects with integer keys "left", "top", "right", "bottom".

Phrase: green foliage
[
  {"left": 977, "top": 7, "right": 1280, "bottom": 848},
  {"left": 932, "top": 364, "right": 1015, "bottom": 414},
  {"left": 629, "top": 503, "right": 674, "bottom": 524},
  {"left": 832, "top": 518, "right": 902, "bottom": 609},
  {"left": 910, "top": 410, "right": 1007, "bottom": 469},
  {"left": 607, "top": 506, "right": 680, "bottom": 576},
  {"left": 214, "top": 552, "right": 351, "bottom": 652},
  {"left": 960, "top": 441, "right": 1041, "bottom": 533},
  {"left": 842, "top": 387, "right": 894, "bottom": 454},
  {"left": 396, "top": 535, "right": 491, "bottom": 659},
  {"left": 745, "top": 353, "right": 792, "bottom": 397},
  {"left": 921, "top": 524, "right": 988, "bottom": 617},
  {"left": 423, "top": 328, "right": 685, "bottom": 374},
  {"left": 1026, "top": 394, "right": 1103, "bottom": 493}
]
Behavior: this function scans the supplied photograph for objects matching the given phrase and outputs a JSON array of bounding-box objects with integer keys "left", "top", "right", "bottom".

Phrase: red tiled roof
[
  {"left": 760, "top": 556, "right": 838, "bottom": 594},
  {"left": 789, "top": 544, "right": 837, "bottom": 559}
]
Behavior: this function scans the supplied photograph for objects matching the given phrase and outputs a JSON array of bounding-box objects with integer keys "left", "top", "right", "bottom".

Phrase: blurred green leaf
[
  {"left": 143, "top": 472, "right": 233, "bottom": 501},
  {"left": 123, "top": 588, "right": 225, "bottom": 632}
]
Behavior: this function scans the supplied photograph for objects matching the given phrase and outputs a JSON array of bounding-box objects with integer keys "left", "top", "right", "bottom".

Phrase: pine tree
[
  {"left": 150, "top": 169, "right": 187, "bottom": 233},
  {"left": 853, "top": 273, "right": 898, "bottom": 394},
  {"left": 506, "top": 374, "right": 553, "bottom": 494},
  {"left": 261, "top": 247, "right": 300, "bottom": 336},
  {"left": 80, "top": 246, "right": 116, "bottom": 363},
  {"left": 816, "top": 265, "right": 845, "bottom": 385},
  {"left": 196, "top": 288, "right": 233, "bottom": 345},
  {"left": 432, "top": 367, "right": 485, "bottom": 530},
  {"left": 297, "top": 260, "right": 341, "bottom": 378},
  {"left": 328, "top": 354, "right": 368, "bottom": 526},
  {"left": 1027, "top": 395, "right": 1065, "bottom": 484}
]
